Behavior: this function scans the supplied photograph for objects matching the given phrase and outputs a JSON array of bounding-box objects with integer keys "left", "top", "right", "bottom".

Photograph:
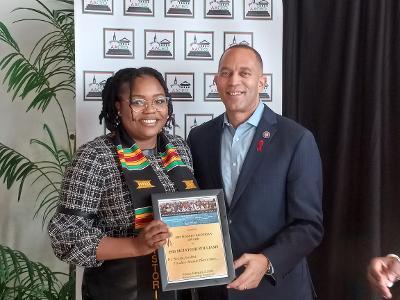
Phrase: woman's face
[{"left": 115, "top": 75, "right": 169, "bottom": 147}]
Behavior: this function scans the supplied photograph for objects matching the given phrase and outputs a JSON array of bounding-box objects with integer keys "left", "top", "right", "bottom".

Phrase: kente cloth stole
[{"left": 113, "top": 128, "right": 198, "bottom": 300}]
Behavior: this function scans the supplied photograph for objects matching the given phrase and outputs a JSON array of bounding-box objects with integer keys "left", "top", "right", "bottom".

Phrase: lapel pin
[
  {"left": 257, "top": 139, "right": 264, "bottom": 152},
  {"left": 263, "top": 131, "right": 270, "bottom": 139}
]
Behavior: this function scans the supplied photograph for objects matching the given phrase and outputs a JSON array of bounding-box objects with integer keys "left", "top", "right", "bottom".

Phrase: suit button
[{"left": 229, "top": 219, "right": 232, "bottom": 224}]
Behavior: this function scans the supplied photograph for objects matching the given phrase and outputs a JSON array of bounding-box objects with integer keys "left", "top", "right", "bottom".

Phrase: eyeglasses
[{"left": 123, "top": 96, "right": 170, "bottom": 112}]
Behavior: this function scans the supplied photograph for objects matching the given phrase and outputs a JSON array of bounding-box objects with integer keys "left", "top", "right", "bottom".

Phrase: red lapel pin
[
  {"left": 257, "top": 131, "right": 270, "bottom": 152},
  {"left": 257, "top": 139, "right": 264, "bottom": 152}
]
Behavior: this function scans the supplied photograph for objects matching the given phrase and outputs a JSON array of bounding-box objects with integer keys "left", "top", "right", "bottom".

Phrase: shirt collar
[{"left": 223, "top": 101, "right": 265, "bottom": 128}]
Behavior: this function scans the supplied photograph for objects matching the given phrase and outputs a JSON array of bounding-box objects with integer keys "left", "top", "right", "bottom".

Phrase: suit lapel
[
  {"left": 229, "top": 106, "right": 278, "bottom": 211},
  {"left": 208, "top": 115, "right": 224, "bottom": 189}
]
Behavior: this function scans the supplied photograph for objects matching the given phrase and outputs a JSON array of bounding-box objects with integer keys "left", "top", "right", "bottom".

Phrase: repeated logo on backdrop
[{"left": 81, "top": 0, "right": 273, "bottom": 137}]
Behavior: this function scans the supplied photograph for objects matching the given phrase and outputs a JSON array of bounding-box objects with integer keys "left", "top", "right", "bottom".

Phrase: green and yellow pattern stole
[{"left": 113, "top": 128, "right": 198, "bottom": 300}]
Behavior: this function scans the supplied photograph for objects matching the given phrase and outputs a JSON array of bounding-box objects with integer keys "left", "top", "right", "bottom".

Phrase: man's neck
[{"left": 226, "top": 104, "right": 260, "bottom": 129}]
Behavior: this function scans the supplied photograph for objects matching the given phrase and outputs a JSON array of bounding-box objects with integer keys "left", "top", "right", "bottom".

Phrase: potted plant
[{"left": 0, "top": 0, "right": 75, "bottom": 298}]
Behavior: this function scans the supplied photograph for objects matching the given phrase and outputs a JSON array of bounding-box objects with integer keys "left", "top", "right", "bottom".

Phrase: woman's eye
[{"left": 130, "top": 99, "right": 144, "bottom": 106}]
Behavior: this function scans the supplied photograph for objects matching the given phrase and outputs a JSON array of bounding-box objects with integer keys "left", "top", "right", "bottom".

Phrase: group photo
[{"left": 0, "top": 1, "right": 399, "bottom": 300}]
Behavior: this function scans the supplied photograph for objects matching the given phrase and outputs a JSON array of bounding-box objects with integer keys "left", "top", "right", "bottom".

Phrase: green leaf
[
  {"left": 0, "top": 245, "right": 72, "bottom": 299},
  {"left": 0, "top": 22, "right": 19, "bottom": 51},
  {"left": 0, "top": 53, "right": 18, "bottom": 69},
  {"left": 0, "top": 0, "right": 75, "bottom": 229},
  {"left": 0, "top": 144, "right": 36, "bottom": 190},
  {"left": 26, "top": 88, "right": 55, "bottom": 112}
]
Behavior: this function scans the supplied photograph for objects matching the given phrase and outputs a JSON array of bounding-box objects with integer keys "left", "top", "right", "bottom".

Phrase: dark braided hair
[{"left": 99, "top": 67, "right": 174, "bottom": 132}]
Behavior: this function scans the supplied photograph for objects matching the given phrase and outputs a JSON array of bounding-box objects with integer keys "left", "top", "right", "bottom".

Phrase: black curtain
[{"left": 283, "top": 1, "right": 400, "bottom": 299}]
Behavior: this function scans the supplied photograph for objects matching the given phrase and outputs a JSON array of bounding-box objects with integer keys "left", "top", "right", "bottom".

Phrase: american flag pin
[{"left": 263, "top": 131, "right": 270, "bottom": 139}]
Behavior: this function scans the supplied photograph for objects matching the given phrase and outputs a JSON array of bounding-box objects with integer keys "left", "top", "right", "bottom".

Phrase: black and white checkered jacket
[{"left": 48, "top": 134, "right": 193, "bottom": 267}]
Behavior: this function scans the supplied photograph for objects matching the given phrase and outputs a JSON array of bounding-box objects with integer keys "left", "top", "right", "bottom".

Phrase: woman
[{"left": 48, "top": 67, "right": 197, "bottom": 300}]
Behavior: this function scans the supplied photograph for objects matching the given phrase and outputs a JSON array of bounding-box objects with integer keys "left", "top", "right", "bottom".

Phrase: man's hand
[
  {"left": 227, "top": 253, "right": 269, "bottom": 291},
  {"left": 133, "top": 220, "right": 171, "bottom": 256},
  {"left": 367, "top": 256, "right": 400, "bottom": 299}
]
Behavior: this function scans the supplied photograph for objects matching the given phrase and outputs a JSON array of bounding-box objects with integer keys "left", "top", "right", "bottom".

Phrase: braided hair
[{"left": 99, "top": 67, "right": 174, "bottom": 132}]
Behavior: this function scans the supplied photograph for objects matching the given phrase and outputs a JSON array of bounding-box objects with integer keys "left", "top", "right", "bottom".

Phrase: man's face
[{"left": 215, "top": 47, "right": 265, "bottom": 117}]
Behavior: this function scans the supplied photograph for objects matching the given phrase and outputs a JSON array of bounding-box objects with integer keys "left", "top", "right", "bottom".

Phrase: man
[
  {"left": 367, "top": 254, "right": 400, "bottom": 299},
  {"left": 187, "top": 45, "right": 323, "bottom": 299}
]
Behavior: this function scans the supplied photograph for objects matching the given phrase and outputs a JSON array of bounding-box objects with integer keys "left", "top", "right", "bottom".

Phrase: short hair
[
  {"left": 99, "top": 67, "right": 174, "bottom": 132},
  {"left": 218, "top": 44, "right": 263, "bottom": 72}
]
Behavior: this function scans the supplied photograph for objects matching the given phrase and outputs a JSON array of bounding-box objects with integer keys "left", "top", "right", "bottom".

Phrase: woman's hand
[
  {"left": 95, "top": 220, "right": 171, "bottom": 261},
  {"left": 133, "top": 220, "right": 171, "bottom": 256}
]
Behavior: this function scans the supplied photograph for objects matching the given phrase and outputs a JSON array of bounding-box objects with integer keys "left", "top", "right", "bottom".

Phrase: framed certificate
[{"left": 152, "top": 189, "right": 235, "bottom": 291}]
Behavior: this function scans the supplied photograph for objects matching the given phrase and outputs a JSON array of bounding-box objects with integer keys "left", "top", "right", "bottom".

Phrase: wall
[{"left": 75, "top": 0, "right": 283, "bottom": 145}]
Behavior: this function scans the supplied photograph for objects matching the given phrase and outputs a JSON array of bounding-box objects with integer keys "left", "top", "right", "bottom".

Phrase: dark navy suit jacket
[{"left": 187, "top": 105, "right": 323, "bottom": 300}]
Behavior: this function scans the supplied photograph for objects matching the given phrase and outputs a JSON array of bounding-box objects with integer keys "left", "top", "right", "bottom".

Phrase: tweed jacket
[{"left": 48, "top": 133, "right": 193, "bottom": 268}]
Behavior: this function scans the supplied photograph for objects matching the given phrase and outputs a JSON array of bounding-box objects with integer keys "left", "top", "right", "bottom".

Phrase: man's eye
[
  {"left": 241, "top": 72, "right": 251, "bottom": 77},
  {"left": 220, "top": 71, "right": 230, "bottom": 77}
]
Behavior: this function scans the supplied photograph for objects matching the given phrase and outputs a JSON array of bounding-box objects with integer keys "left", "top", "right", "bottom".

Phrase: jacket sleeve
[
  {"left": 47, "top": 145, "right": 107, "bottom": 267},
  {"left": 262, "top": 130, "right": 324, "bottom": 277},
  {"left": 172, "top": 134, "right": 194, "bottom": 173}
]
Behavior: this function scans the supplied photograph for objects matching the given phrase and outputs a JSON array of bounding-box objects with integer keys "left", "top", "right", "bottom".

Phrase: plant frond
[
  {"left": 0, "top": 0, "right": 75, "bottom": 112},
  {"left": 56, "top": 0, "right": 74, "bottom": 5},
  {"left": 0, "top": 22, "right": 19, "bottom": 51},
  {"left": 0, "top": 52, "right": 19, "bottom": 69},
  {"left": 12, "top": 7, "right": 52, "bottom": 23},
  {"left": 26, "top": 87, "right": 56, "bottom": 112},
  {"left": 0, "top": 143, "right": 36, "bottom": 192},
  {"left": 0, "top": 245, "right": 71, "bottom": 299}
]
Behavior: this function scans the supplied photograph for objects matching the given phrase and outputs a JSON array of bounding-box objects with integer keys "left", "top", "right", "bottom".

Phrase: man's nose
[{"left": 228, "top": 72, "right": 240, "bottom": 85}]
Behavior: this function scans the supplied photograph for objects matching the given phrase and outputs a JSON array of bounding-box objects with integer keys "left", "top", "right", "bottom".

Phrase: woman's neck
[{"left": 135, "top": 137, "right": 157, "bottom": 150}]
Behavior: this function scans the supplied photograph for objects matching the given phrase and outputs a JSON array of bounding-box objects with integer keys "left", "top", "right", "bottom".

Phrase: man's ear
[
  {"left": 214, "top": 74, "right": 219, "bottom": 85},
  {"left": 258, "top": 75, "right": 267, "bottom": 92}
]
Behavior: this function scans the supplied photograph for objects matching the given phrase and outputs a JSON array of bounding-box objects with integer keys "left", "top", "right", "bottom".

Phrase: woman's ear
[{"left": 115, "top": 101, "right": 121, "bottom": 113}]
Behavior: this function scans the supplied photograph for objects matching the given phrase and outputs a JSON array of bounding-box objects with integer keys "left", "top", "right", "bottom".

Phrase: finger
[
  {"left": 367, "top": 273, "right": 392, "bottom": 299},
  {"left": 143, "top": 224, "right": 170, "bottom": 240},
  {"left": 227, "top": 270, "right": 252, "bottom": 289},
  {"left": 153, "top": 239, "right": 168, "bottom": 248},
  {"left": 367, "top": 271, "right": 383, "bottom": 288},
  {"left": 367, "top": 268, "right": 384, "bottom": 284},
  {"left": 227, "top": 277, "right": 243, "bottom": 289},
  {"left": 144, "top": 220, "right": 169, "bottom": 233},
  {"left": 151, "top": 232, "right": 171, "bottom": 244},
  {"left": 368, "top": 261, "right": 386, "bottom": 282},
  {"left": 390, "top": 260, "right": 400, "bottom": 276},
  {"left": 234, "top": 254, "right": 250, "bottom": 269},
  {"left": 142, "top": 220, "right": 169, "bottom": 235},
  {"left": 143, "top": 232, "right": 171, "bottom": 248},
  {"left": 387, "top": 271, "right": 398, "bottom": 283}
]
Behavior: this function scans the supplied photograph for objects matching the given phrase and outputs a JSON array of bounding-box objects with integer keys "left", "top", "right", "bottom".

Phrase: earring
[{"left": 117, "top": 111, "right": 121, "bottom": 116}]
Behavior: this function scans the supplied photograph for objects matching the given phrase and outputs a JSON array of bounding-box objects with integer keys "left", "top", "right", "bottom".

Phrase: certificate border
[{"left": 152, "top": 189, "right": 235, "bottom": 291}]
